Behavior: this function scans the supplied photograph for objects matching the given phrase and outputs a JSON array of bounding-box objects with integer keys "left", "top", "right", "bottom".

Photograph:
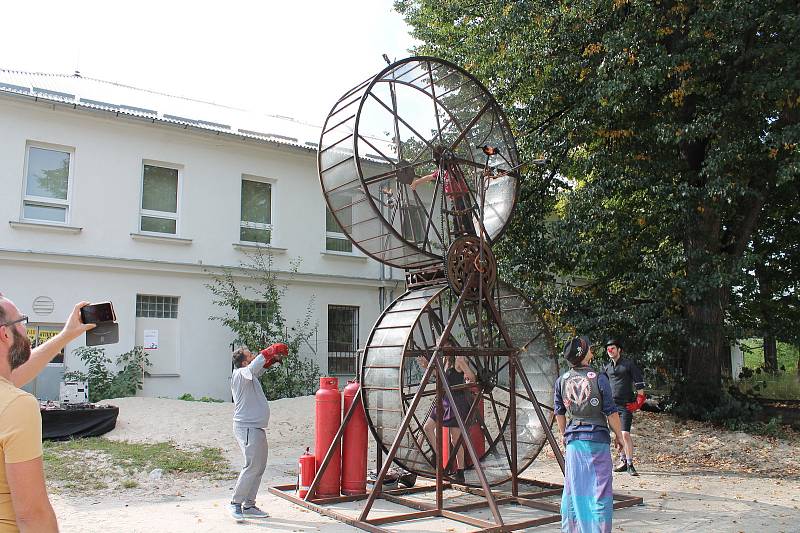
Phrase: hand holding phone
[{"left": 80, "top": 302, "right": 116, "bottom": 324}]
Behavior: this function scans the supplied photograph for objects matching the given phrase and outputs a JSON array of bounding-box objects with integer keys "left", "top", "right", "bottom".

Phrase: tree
[
  {"left": 396, "top": 1, "right": 800, "bottom": 404},
  {"left": 206, "top": 247, "right": 320, "bottom": 400}
]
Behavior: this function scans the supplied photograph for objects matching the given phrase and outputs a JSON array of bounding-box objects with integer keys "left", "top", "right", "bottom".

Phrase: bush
[
  {"left": 664, "top": 377, "right": 763, "bottom": 425},
  {"left": 260, "top": 353, "right": 321, "bottom": 401},
  {"left": 178, "top": 393, "right": 224, "bottom": 403},
  {"left": 735, "top": 367, "right": 800, "bottom": 400},
  {"left": 65, "top": 346, "right": 150, "bottom": 402}
]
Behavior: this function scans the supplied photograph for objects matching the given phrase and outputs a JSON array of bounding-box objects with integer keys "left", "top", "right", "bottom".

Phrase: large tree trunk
[
  {"left": 684, "top": 289, "right": 726, "bottom": 389},
  {"left": 763, "top": 334, "right": 778, "bottom": 373}
]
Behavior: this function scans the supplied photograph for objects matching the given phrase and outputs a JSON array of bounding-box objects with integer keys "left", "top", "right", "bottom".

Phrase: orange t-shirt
[{"left": 0, "top": 376, "right": 43, "bottom": 533}]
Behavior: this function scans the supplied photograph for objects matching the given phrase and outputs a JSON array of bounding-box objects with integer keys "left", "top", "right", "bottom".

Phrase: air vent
[{"left": 32, "top": 296, "right": 55, "bottom": 316}]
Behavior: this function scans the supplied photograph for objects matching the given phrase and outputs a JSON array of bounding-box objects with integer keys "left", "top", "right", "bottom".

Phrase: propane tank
[
  {"left": 314, "top": 377, "right": 341, "bottom": 497},
  {"left": 466, "top": 384, "right": 485, "bottom": 467},
  {"left": 341, "top": 379, "right": 368, "bottom": 495},
  {"left": 297, "top": 447, "right": 316, "bottom": 499}
]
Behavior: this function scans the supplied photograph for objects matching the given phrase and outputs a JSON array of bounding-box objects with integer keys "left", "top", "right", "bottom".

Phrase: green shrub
[
  {"left": 664, "top": 378, "right": 763, "bottom": 425},
  {"left": 178, "top": 393, "right": 225, "bottom": 403},
  {"left": 736, "top": 367, "right": 800, "bottom": 400},
  {"left": 65, "top": 346, "right": 150, "bottom": 402},
  {"left": 260, "top": 353, "right": 321, "bottom": 401}
]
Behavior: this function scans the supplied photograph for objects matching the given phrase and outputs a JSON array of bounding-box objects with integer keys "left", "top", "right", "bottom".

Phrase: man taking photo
[{"left": 1, "top": 294, "right": 94, "bottom": 532}]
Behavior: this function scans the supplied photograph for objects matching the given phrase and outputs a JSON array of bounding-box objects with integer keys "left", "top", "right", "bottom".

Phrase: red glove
[
  {"left": 626, "top": 392, "right": 646, "bottom": 413},
  {"left": 261, "top": 343, "right": 289, "bottom": 368}
]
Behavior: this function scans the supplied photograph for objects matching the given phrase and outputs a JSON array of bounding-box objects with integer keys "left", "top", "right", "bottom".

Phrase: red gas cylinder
[
  {"left": 466, "top": 384, "right": 485, "bottom": 467},
  {"left": 297, "top": 447, "right": 316, "bottom": 499},
  {"left": 315, "top": 377, "right": 341, "bottom": 497},
  {"left": 341, "top": 380, "right": 368, "bottom": 495}
]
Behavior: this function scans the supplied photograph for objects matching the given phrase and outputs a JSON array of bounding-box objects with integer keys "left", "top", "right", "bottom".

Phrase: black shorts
[{"left": 616, "top": 405, "right": 633, "bottom": 432}]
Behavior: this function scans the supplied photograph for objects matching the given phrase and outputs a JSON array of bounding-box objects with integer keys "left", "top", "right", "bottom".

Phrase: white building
[{"left": 0, "top": 69, "right": 402, "bottom": 401}]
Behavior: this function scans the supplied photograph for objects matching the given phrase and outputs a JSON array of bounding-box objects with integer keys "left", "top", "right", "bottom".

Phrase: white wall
[{"left": 0, "top": 96, "right": 403, "bottom": 399}]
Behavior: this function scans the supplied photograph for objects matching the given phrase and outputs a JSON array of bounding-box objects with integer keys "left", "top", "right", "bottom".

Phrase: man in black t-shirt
[{"left": 603, "top": 338, "right": 646, "bottom": 476}]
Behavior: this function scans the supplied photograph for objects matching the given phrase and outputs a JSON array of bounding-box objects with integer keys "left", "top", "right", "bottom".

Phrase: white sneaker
[
  {"left": 242, "top": 505, "right": 269, "bottom": 518},
  {"left": 229, "top": 503, "right": 244, "bottom": 521}
]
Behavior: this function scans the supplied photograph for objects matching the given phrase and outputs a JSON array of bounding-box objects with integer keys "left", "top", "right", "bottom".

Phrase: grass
[
  {"left": 740, "top": 339, "right": 799, "bottom": 373},
  {"left": 43, "top": 438, "right": 232, "bottom": 492}
]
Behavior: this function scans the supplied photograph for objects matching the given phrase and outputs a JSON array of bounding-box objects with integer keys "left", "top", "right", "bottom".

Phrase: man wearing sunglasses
[{"left": 0, "top": 295, "right": 95, "bottom": 532}]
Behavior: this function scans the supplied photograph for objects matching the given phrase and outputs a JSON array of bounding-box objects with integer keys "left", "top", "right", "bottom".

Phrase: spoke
[{"left": 493, "top": 383, "right": 534, "bottom": 404}]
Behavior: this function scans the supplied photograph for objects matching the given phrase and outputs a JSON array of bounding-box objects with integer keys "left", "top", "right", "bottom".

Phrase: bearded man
[{"left": 0, "top": 295, "right": 94, "bottom": 532}]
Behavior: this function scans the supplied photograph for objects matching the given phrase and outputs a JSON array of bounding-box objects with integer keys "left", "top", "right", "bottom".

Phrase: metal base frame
[{"left": 268, "top": 478, "right": 643, "bottom": 532}]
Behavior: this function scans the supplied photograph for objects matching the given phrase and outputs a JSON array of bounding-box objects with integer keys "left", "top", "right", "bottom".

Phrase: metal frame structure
[{"left": 270, "top": 55, "right": 642, "bottom": 531}]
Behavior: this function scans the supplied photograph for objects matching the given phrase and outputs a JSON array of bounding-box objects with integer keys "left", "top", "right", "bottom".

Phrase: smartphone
[{"left": 80, "top": 302, "right": 116, "bottom": 324}]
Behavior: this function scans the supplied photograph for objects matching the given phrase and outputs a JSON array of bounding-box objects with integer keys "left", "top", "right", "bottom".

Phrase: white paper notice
[{"left": 143, "top": 329, "right": 159, "bottom": 350}]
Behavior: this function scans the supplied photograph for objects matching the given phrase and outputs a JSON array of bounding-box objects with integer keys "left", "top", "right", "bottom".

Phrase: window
[
  {"left": 238, "top": 300, "right": 276, "bottom": 323},
  {"left": 26, "top": 324, "right": 65, "bottom": 364},
  {"left": 326, "top": 206, "right": 352, "bottom": 253},
  {"left": 240, "top": 178, "right": 272, "bottom": 244},
  {"left": 328, "top": 305, "right": 359, "bottom": 374},
  {"left": 135, "top": 294, "right": 180, "bottom": 376},
  {"left": 140, "top": 163, "right": 179, "bottom": 234},
  {"left": 22, "top": 143, "right": 73, "bottom": 223},
  {"left": 136, "top": 295, "right": 179, "bottom": 319}
]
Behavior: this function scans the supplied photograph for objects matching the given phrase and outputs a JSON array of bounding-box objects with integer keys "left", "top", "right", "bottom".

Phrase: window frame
[
  {"left": 239, "top": 175, "right": 275, "bottom": 245},
  {"left": 135, "top": 294, "right": 180, "bottom": 319},
  {"left": 21, "top": 141, "right": 75, "bottom": 225},
  {"left": 139, "top": 160, "right": 182, "bottom": 236},
  {"left": 325, "top": 205, "right": 354, "bottom": 254},
  {"left": 327, "top": 304, "right": 359, "bottom": 375}
]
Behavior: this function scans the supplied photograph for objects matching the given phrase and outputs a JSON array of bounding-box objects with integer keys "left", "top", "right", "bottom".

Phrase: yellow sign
[
  {"left": 38, "top": 330, "right": 59, "bottom": 343},
  {"left": 27, "top": 328, "right": 36, "bottom": 344}
]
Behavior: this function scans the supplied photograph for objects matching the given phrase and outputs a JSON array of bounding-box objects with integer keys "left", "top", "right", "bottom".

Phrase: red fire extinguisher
[
  {"left": 297, "top": 447, "right": 316, "bottom": 499},
  {"left": 315, "top": 377, "right": 341, "bottom": 498},
  {"left": 341, "top": 379, "right": 367, "bottom": 495}
]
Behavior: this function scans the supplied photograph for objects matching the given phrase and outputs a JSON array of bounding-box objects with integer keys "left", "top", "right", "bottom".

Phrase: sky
[{"left": 1, "top": 0, "right": 419, "bottom": 125}]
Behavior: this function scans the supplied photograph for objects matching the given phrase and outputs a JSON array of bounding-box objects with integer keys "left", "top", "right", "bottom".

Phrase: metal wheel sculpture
[
  {"left": 317, "top": 56, "right": 558, "bottom": 490},
  {"left": 361, "top": 281, "right": 557, "bottom": 486},
  {"left": 319, "top": 56, "right": 521, "bottom": 269},
  {"left": 271, "top": 55, "right": 642, "bottom": 533}
]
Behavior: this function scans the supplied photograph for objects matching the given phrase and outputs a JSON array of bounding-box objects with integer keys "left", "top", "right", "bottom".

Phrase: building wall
[{"left": 0, "top": 96, "right": 402, "bottom": 399}]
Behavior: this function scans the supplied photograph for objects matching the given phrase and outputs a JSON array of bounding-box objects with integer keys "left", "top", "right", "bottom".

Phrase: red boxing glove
[
  {"left": 626, "top": 392, "right": 646, "bottom": 413},
  {"left": 261, "top": 343, "right": 289, "bottom": 368}
]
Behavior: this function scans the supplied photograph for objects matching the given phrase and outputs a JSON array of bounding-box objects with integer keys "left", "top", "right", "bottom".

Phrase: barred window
[
  {"left": 238, "top": 301, "right": 276, "bottom": 323},
  {"left": 136, "top": 295, "right": 179, "bottom": 319}
]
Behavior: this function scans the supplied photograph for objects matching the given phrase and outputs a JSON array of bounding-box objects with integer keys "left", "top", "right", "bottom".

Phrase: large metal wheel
[
  {"left": 319, "top": 56, "right": 520, "bottom": 269},
  {"left": 361, "top": 282, "right": 557, "bottom": 487}
]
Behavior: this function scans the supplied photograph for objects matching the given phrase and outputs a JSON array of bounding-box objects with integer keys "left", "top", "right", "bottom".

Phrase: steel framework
[{"left": 269, "top": 56, "right": 642, "bottom": 531}]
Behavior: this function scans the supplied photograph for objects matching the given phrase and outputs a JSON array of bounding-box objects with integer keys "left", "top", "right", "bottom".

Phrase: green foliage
[
  {"left": 65, "top": 346, "right": 150, "bottom": 402},
  {"left": 397, "top": 0, "right": 800, "bottom": 412},
  {"left": 740, "top": 339, "right": 799, "bottom": 373},
  {"left": 664, "top": 378, "right": 763, "bottom": 426},
  {"left": 736, "top": 368, "right": 800, "bottom": 400},
  {"left": 206, "top": 247, "right": 320, "bottom": 400},
  {"left": 178, "top": 393, "right": 225, "bottom": 403}
]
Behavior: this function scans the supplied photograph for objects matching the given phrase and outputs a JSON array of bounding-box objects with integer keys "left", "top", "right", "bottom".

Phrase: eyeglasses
[{"left": 0, "top": 315, "right": 28, "bottom": 327}]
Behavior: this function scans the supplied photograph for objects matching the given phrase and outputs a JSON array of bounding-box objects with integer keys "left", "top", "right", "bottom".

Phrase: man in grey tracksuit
[{"left": 229, "top": 343, "right": 288, "bottom": 521}]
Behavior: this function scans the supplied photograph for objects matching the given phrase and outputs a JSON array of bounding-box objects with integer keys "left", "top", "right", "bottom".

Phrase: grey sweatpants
[{"left": 231, "top": 425, "right": 268, "bottom": 506}]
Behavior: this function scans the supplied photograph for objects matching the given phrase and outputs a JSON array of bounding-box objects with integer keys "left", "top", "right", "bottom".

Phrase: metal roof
[{"left": 0, "top": 69, "right": 326, "bottom": 151}]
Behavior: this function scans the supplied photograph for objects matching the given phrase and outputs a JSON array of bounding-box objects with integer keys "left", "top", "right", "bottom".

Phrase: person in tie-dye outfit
[{"left": 553, "top": 336, "right": 624, "bottom": 533}]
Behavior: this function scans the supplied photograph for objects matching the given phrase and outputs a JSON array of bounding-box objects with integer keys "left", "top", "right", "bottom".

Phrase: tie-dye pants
[{"left": 561, "top": 439, "right": 613, "bottom": 533}]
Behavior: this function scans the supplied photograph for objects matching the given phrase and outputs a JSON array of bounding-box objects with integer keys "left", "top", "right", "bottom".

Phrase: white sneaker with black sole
[{"left": 242, "top": 505, "right": 269, "bottom": 518}]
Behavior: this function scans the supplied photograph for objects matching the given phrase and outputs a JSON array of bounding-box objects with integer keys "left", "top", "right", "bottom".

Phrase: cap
[
  {"left": 605, "top": 338, "right": 623, "bottom": 350},
  {"left": 562, "top": 335, "right": 591, "bottom": 366}
]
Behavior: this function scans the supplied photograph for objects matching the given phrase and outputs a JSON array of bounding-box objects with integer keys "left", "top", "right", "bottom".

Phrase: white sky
[{"left": 1, "top": 0, "right": 418, "bottom": 125}]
